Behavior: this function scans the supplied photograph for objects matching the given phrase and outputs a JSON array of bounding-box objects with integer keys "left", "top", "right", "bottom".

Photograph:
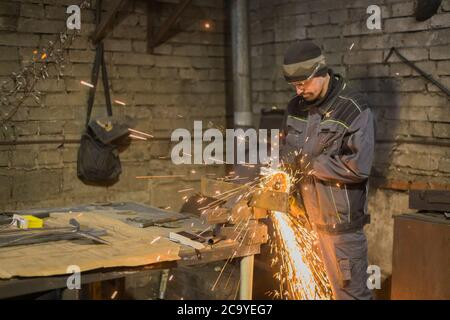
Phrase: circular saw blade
[{"left": 265, "top": 172, "right": 290, "bottom": 193}]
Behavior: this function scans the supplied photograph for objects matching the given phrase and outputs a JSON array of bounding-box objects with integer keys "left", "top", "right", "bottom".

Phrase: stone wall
[
  {"left": 249, "top": 0, "right": 450, "bottom": 281},
  {"left": 0, "top": 0, "right": 228, "bottom": 211}
]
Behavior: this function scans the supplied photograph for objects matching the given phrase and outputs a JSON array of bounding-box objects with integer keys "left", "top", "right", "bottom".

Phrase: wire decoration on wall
[{"left": 0, "top": 1, "right": 91, "bottom": 138}]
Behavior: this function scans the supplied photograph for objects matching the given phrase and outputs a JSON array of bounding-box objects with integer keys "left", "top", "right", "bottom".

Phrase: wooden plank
[
  {"left": 229, "top": 199, "right": 253, "bottom": 224},
  {"left": 252, "top": 207, "right": 268, "bottom": 220},
  {"left": 150, "top": 0, "right": 192, "bottom": 49},
  {"left": 218, "top": 221, "right": 268, "bottom": 246},
  {"left": 92, "top": 0, "right": 131, "bottom": 44},
  {"left": 250, "top": 189, "right": 289, "bottom": 213},
  {"left": 178, "top": 240, "right": 261, "bottom": 266},
  {"left": 0, "top": 262, "right": 175, "bottom": 299},
  {"left": 201, "top": 177, "right": 244, "bottom": 198},
  {"left": 146, "top": 0, "right": 156, "bottom": 53},
  {"left": 201, "top": 207, "right": 230, "bottom": 225}
]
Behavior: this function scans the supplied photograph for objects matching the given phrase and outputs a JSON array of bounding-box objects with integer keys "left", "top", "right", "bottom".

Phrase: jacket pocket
[
  {"left": 333, "top": 237, "right": 368, "bottom": 288},
  {"left": 317, "top": 121, "right": 344, "bottom": 155},
  {"left": 284, "top": 116, "right": 307, "bottom": 153}
]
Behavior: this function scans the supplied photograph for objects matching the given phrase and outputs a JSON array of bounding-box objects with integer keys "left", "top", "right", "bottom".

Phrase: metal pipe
[
  {"left": 231, "top": 0, "right": 252, "bottom": 128},
  {"left": 239, "top": 255, "right": 254, "bottom": 300},
  {"left": 384, "top": 47, "right": 450, "bottom": 97}
]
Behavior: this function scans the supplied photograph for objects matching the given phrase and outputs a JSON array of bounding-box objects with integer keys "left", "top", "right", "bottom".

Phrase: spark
[
  {"left": 271, "top": 212, "right": 332, "bottom": 300},
  {"left": 128, "top": 128, "right": 154, "bottom": 138},
  {"left": 178, "top": 188, "right": 194, "bottom": 193},
  {"left": 114, "top": 99, "right": 126, "bottom": 106},
  {"left": 129, "top": 134, "right": 147, "bottom": 141},
  {"left": 111, "top": 291, "right": 118, "bottom": 299},
  {"left": 349, "top": 42, "right": 355, "bottom": 51},
  {"left": 260, "top": 170, "right": 332, "bottom": 300},
  {"left": 136, "top": 175, "right": 185, "bottom": 179},
  {"left": 169, "top": 275, "right": 174, "bottom": 281},
  {"left": 80, "top": 80, "right": 94, "bottom": 88},
  {"left": 151, "top": 236, "right": 161, "bottom": 244}
]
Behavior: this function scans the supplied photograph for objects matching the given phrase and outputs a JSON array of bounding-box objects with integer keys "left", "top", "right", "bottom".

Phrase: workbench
[{"left": 0, "top": 202, "right": 262, "bottom": 300}]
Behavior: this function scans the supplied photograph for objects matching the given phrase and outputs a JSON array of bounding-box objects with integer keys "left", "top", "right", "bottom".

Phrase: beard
[{"left": 301, "top": 92, "right": 318, "bottom": 101}]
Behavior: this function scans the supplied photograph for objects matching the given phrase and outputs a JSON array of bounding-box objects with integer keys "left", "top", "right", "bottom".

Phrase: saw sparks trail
[
  {"left": 261, "top": 165, "right": 332, "bottom": 299},
  {"left": 258, "top": 166, "right": 332, "bottom": 300},
  {"left": 200, "top": 166, "right": 332, "bottom": 300},
  {"left": 270, "top": 211, "right": 332, "bottom": 300}
]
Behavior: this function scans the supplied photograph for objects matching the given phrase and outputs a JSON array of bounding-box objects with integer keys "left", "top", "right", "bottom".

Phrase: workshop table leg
[
  {"left": 239, "top": 255, "right": 254, "bottom": 300},
  {"left": 158, "top": 269, "right": 170, "bottom": 299}
]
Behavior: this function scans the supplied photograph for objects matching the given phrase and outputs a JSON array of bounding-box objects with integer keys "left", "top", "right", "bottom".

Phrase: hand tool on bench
[{"left": 0, "top": 218, "right": 109, "bottom": 248}]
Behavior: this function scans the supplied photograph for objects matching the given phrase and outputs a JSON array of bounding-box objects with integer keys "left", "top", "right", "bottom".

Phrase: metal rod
[
  {"left": 151, "top": 0, "right": 192, "bottom": 48},
  {"left": 384, "top": 47, "right": 450, "bottom": 96},
  {"left": 376, "top": 138, "right": 450, "bottom": 147},
  {"left": 0, "top": 137, "right": 172, "bottom": 145}
]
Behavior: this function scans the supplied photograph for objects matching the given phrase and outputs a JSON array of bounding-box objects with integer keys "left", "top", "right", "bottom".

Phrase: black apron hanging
[{"left": 76, "top": 1, "right": 129, "bottom": 185}]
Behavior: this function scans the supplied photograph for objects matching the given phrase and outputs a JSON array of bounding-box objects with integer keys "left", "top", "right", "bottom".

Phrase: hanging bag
[{"left": 77, "top": 41, "right": 128, "bottom": 184}]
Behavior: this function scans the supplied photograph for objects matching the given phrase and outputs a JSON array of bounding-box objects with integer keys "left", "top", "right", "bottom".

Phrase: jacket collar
[{"left": 300, "top": 69, "right": 344, "bottom": 115}]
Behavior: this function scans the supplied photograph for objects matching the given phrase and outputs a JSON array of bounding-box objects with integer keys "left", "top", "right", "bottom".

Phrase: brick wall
[
  {"left": 0, "top": 0, "right": 228, "bottom": 211},
  {"left": 249, "top": 0, "right": 450, "bottom": 279}
]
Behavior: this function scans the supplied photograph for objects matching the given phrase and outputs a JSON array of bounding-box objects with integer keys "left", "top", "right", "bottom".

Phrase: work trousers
[{"left": 316, "top": 228, "right": 374, "bottom": 300}]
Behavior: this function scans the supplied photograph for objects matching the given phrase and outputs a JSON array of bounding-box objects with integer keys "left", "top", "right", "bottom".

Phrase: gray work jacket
[{"left": 280, "top": 70, "right": 375, "bottom": 234}]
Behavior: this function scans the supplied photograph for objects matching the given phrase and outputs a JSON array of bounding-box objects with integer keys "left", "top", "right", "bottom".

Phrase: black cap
[{"left": 282, "top": 41, "right": 328, "bottom": 82}]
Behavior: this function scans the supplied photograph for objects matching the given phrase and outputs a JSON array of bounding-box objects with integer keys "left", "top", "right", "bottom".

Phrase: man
[{"left": 280, "top": 41, "right": 375, "bottom": 300}]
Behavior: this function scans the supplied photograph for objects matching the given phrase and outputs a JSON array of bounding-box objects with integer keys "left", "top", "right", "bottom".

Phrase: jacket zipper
[
  {"left": 344, "top": 184, "right": 351, "bottom": 222},
  {"left": 328, "top": 184, "right": 341, "bottom": 223}
]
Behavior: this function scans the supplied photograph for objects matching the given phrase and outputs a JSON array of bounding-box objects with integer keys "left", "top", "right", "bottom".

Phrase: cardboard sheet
[{"left": 0, "top": 212, "right": 181, "bottom": 279}]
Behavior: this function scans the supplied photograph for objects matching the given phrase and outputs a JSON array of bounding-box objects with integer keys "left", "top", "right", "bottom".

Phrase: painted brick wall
[
  {"left": 249, "top": 0, "right": 450, "bottom": 280},
  {"left": 0, "top": 0, "right": 228, "bottom": 211}
]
